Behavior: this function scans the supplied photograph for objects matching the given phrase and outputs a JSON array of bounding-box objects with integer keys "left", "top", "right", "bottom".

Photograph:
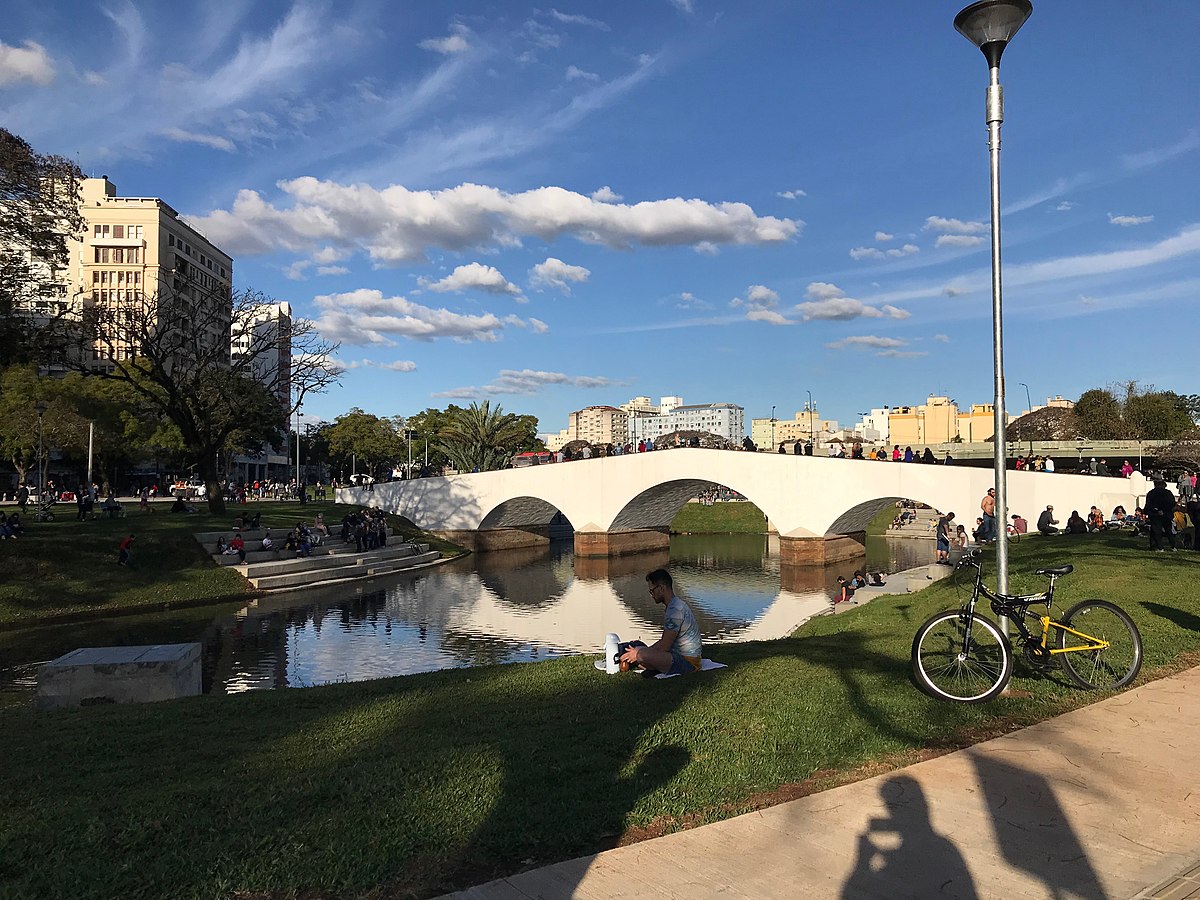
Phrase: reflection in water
[{"left": 0, "top": 534, "right": 931, "bottom": 700}]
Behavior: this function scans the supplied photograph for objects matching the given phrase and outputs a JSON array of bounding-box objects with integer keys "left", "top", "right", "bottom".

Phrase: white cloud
[
  {"left": 334, "top": 358, "right": 418, "bottom": 373},
  {"left": 795, "top": 282, "right": 910, "bottom": 321},
  {"left": 731, "top": 284, "right": 789, "bottom": 324},
  {"left": 670, "top": 0, "right": 696, "bottom": 12},
  {"left": 1122, "top": 131, "right": 1200, "bottom": 170},
  {"left": 850, "top": 246, "right": 885, "bottom": 260},
  {"left": 529, "top": 318, "right": 549, "bottom": 334},
  {"left": 83, "top": 70, "right": 106, "bottom": 87},
  {"left": 935, "top": 234, "right": 984, "bottom": 248},
  {"left": 874, "top": 231, "right": 894, "bottom": 242},
  {"left": 924, "top": 216, "right": 986, "bottom": 235},
  {"left": 676, "top": 291, "right": 711, "bottom": 310},
  {"left": 777, "top": 189, "right": 807, "bottom": 200},
  {"left": 1056, "top": 201, "right": 1075, "bottom": 212},
  {"left": 826, "top": 335, "right": 906, "bottom": 350},
  {"left": 420, "top": 262, "right": 523, "bottom": 298},
  {"left": 312, "top": 288, "right": 522, "bottom": 345},
  {"left": 746, "top": 309, "right": 790, "bottom": 325},
  {"left": 591, "top": 185, "right": 623, "bottom": 203},
  {"left": 566, "top": 65, "right": 600, "bottom": 82},
  {"left": 316, "top": 265, "right": 349, "bottom": 276},
  {"left": 877, "top": 349, "right": 928, "bottom": 358},
  {"left": 548, "top": 9, "right": 610, "bottom": 30},
  {"left": 1108, "top": 212, "right": 1154, "bottom": 227},
  {"left": 162, "top": 127, "right": 235, "bottom": 152},
  {"left": 434, "top": 368, "right": 619, "bottom": 398},
  {"left": 0, "top": 40, "right": 55, "bottom": 86},
  {"left": 193, "top": 178, "right": 799, "bottom": 264},
  {"left": 1009, "top": 224, "right": 1200, "bottom": 286},
  {"left": 933, "top": 334, "right": 951, "bottom": 343},
  {"left": 419, "top": 27, "right": 470, "bottom": 55},
  {"left": 283, "top": 261, "right": 311, "bottom": 280},
  {"left": 529, "top": 257, "right": 591, "bottom": 294},
  {"left": 886, "top": 243, "right": 920, "bottom": 257}
]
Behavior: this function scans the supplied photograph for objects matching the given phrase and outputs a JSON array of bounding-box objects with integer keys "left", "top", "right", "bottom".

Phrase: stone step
[
  {"left": 196, "top": 525, "right": 393, "bottom": 550},
  {"left": 241, "top": 542, "right": 429, "bottom": 580},
  {"left": 248, "top": 551, "right": 440, "bottom": 590}
]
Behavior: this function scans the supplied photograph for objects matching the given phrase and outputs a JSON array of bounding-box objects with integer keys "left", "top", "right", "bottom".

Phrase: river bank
[{"left": 1, "top": 532, "right": 1195, "bottom": 898}]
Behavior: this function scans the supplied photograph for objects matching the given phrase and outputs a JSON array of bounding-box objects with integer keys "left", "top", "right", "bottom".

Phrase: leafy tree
[
  {"left": 437, "top": 401, "right": 535, "bottom": 472},
  {"left": 39, "top": 287, "right": 337, "bottom": 513},
  {"left": 1072, "top": 388, "right": 1124, "bottom": 439},
  {"left": 1125, "top": 390, "right": 1193, "bottom": 440},
  {"left": 0, "top": 129, "right": 84, "bottom": 364},
  {"left": 401, "top": 407, "right": 452, "bottom": 470},
  {"left": 325, "top": 409, "right": 404, "bottom": 479}
]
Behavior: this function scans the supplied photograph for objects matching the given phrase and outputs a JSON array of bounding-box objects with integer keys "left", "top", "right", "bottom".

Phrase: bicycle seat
[{"left": 1035, "top": 565, "right": 1073, "bottom": 577}]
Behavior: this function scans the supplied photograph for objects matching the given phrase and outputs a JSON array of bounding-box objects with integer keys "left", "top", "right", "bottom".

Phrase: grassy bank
[
  {"left": 0, "top": 501, "right": 464, "bottom": 628},
  {"left": 1, "top": 532, "right": 1196, "bottom": 898},
  {"left": 670, "top": 500, "right": 768, "bottom": 534}
]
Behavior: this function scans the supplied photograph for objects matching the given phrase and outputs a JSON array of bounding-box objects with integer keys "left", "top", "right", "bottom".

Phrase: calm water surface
[{"left": 0, "top": 533, "right": 932, "bottom": 701}]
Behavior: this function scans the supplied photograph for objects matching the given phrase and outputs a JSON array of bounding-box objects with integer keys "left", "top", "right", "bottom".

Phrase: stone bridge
[{"left": 338, "top": 450, "right": 1152, "bottom": 564}]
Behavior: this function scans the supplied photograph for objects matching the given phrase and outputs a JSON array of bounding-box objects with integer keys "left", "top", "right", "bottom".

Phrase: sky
[{"left": 3, "top": 1, "right": 1198, "bottom": 436}]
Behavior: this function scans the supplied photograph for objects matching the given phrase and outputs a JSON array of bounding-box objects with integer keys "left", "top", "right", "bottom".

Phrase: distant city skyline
[{"left": 4, "top": 2, "right": 1197, "bottom": 431}]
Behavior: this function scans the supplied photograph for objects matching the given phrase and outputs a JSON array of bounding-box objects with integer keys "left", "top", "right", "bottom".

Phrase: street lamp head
[
  {"left": 35, "top": 400, "right": 49, "bottom": 416},
  {"left": 954, "top": 0, "right": 1032, "bottom": 69}
]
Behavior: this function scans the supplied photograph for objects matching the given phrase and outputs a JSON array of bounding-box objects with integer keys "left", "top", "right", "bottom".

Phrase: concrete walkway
[{"left": 444, "top": 667, "right": 1200, "bottom": 899}]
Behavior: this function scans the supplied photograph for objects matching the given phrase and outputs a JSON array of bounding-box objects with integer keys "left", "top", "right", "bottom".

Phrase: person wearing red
[{"left": 118, "top": 534, "right": 134, "bottom": 566}]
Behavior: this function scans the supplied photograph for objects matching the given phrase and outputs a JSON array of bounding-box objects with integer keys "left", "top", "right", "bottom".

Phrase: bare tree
[{"left": 42, "top": 286, "right": 339, "bottom": 513}]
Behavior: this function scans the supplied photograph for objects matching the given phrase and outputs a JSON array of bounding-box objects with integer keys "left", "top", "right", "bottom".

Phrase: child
[
  {"left": 834, "top": 575, "right": 856, "bottom": 605},
  {"left": 118, "top": 534, "right": 134, "bottom": 566}
]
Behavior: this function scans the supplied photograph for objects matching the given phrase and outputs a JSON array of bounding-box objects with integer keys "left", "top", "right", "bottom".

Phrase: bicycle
[
  {"left": 911, "top": 549, "right": 1142, "bottom": 703},
  {"left": 1005, "top": 523, "right": 1021, "bottom": 544}
]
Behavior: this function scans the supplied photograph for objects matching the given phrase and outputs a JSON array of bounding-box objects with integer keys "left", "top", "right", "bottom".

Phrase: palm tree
[{"left": 438, "top": 401, "right": 529, "bottom": 472}]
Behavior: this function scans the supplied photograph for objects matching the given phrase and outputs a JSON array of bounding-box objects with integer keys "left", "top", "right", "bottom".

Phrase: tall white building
[
  {"left": 568, "top": 405, "right": 629, "bottom": 445},
  {"left": 232, "top": 301, "right": 292, "bottom": 405},
  {"left": 629, "top": 402, "right": 745, "bottom": 445}
]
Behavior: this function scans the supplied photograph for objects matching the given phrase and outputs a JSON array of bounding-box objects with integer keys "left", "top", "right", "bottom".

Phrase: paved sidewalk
[{"left": 445, "top": 667, "right": 1200, "bottom": 899}]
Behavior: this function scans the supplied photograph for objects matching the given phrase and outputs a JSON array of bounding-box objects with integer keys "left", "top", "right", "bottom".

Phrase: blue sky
[{"left": 3, "top": 1, "right": 1198, "bottom": 434}]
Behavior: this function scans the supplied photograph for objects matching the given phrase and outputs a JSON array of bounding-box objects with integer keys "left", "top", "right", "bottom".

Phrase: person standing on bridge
[
  {"left": 620, "top": 569, "right": 702, "bottom": 676},
  {"left": 980, "top": 488, "right": 997, "bottom": 543}
]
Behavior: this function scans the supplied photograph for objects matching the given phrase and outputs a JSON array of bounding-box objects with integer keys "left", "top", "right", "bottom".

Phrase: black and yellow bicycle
[{"left": 911, "top": 549, "right": 1143, "bottom": 703}]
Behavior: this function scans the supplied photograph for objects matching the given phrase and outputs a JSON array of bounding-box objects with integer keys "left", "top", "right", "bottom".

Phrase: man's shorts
[
  {"left": 936, "top": 537, "right": 950, "bottom": 552},
  {"left": 667, "top": 649, "right": 701, "bottom": 675}
]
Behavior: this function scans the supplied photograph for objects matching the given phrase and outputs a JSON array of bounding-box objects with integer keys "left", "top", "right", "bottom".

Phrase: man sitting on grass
[{"left": 619, "top": 569, "right": 702, "bottom": 676}]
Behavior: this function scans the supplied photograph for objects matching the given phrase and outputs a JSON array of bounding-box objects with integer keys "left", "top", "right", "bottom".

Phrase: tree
[
  {"left": 1124, "top": 390, "right": 1193, "bottom": 440},
  {"left": 1072, "top": 388, "right": 1125, "bottom": 439},
  {"left": 0, "top": 129, "right": 84, "bottom": 364},
  {"left": 437, "top": 401, "right": 535, "bottom": 472},
  {"left": 401, "top": 407, "right": 453, "bottom": 470},
  {"left": 39, "top": 287, "right": 338, "bottom": 513},
  {"left": 325, "top": 409, "right": 404, "bottom": 479}
]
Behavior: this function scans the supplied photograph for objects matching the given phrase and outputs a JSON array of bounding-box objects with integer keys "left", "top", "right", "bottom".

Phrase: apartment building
[
  {"left": 630, "top": 402, "right": 745, "bottom": 445},
  {"left": 568, "top": 406, "right": 629, "bottom": 445},
  {"left": 66, "top": 176, "right": 233, "bottom": 367},
  {"left": 232, "top": 301, "right": 292, "bottom": 405}
]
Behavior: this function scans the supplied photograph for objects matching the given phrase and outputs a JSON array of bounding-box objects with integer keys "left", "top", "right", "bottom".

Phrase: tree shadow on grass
[{"left": 1140, "top": 600, "right": 1200, "bottom": 632}]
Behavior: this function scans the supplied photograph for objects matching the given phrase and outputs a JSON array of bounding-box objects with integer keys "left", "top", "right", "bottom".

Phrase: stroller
[{"left": 35, "top": 496, "right": 55, "bottom": 522}]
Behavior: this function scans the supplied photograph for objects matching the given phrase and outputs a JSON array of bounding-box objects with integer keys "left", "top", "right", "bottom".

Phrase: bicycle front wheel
[
  {"left": 1006, "top": 526, "right": 1020, "bottom": 544},
  {"left": 1057, "top": 599, "right": 1143, "bottom": 690},
  {"left": 912, "top": 610, "right": 1013, "bottom": 703}
]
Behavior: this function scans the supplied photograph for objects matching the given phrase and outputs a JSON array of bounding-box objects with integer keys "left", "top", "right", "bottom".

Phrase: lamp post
[
  {"left": 294, "top": 408, "right": 302, "bottom": 497},
  {"left": 35, "top": 400, "right": 48, "bottom": 499},
  {"left": 954, "top": 0, "right": 1032, "bottom": 629},
  {"left": 1019, "top": 382, "right": 1033, "bottom": 456},
  {"left": 806, "top": 390, "right": 814, "bottom": 447},
  {"left": 770, "top": 405, "right": 776, "bottom": 452}
]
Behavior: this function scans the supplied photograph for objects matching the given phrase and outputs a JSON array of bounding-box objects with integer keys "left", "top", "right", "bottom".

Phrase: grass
[
  {"left": 0, "top": 501, "right": 465, "bottom": 628},
  {"left": 670, "top": 500, "right": 768, "bottom": 534},
  {"left": 1, "top": 531, "right": 1197, "bottom": 898}
]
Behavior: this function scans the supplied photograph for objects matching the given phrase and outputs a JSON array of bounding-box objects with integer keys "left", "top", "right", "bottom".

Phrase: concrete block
[{"left": 37, "top": 643, "right": 202, "bottom": 709}]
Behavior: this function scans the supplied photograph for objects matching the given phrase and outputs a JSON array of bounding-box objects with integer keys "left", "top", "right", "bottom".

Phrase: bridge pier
[
  {"left": 433, "top": 527, "right": 550, "bottom": 553},
  {"left": 575, "top": 528, "right": 671, "bottom": 558},
  {"left": 779, "top": 532, "right": 866, "bottom": 566}
]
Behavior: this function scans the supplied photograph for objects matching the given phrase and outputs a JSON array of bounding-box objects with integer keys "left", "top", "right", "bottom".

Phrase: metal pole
[
  {"left": 806, "top": 390, "right": 814, "bottom": 446},
  {"left": 87, "top": 421, "right": 94, "bottom": 488},
  {"left": 986, "top": 64, "right": 1011, "bottom": 631},
  {"left": 295, "top": 412, "right": 301, "bottom": 496},
  {"left": 407, "top": 430, "right": 412, "bottom": 478},
  {"left": 770, "top": 405, "right": 775, "bottom": 451},
  {"left": 37, "top": 410, "right": 45, "bottom": 498},
  {"left": 1019, "top": 382, "right": 1033, "bottom": 456}
]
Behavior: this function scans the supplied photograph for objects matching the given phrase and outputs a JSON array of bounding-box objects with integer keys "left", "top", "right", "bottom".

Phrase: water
[{"left": 0, "top": 534, "right": 932, "bottom": 701}]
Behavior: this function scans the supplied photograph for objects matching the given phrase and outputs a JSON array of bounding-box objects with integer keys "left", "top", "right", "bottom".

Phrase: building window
[{"left": 113, "top": 225, "right": 124, "bottom": 239}]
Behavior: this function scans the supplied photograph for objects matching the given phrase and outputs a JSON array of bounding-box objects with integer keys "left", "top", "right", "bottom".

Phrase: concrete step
[
  {"left": 248, "top": 551, "right": 440, "bottom": 590},
  {"left": 241, "top": 542, "right": 429, "bottom": 580}
]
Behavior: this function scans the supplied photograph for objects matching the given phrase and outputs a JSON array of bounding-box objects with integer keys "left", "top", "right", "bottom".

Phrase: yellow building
[
  {"left": 67, "top": 176, "right": 233, "bottom": 368},
  {"left": 568, "top": 406, "right": 629, "bottom": 445}
]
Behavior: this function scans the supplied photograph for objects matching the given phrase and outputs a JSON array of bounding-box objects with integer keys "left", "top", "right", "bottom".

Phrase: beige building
[
  {"left": 66, "top": 177, "right": 233, "bottom": 368},
  {"left": 750, "top": 405, "right": 838, "bottom": 450},
  {"left": 887, "top": 396, "right": 1004, "bottom": 445},
  {"left": 568, "top": 406, "right": 629, "bottom": 445}
]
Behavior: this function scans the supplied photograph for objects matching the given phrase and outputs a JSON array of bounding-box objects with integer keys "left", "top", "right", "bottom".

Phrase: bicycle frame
[{"left": 958, "top": 557, "right": 1109, "bottom": 658}]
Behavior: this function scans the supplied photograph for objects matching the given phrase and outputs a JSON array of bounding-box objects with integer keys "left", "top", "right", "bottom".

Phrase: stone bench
[{"left": 37, "top": 643, "right": 202, "bottom": 709}]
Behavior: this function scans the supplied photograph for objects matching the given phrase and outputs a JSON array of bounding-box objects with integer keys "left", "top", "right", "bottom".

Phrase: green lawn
[
  {"left": 670, "top": 500, "right": 768, "bottom": 534},
  {"left": 0, "top": 501, "right": 465, "bottom": 628},
  {"left": 1, "top": 532, "right": 1196, "bottom": 899}
]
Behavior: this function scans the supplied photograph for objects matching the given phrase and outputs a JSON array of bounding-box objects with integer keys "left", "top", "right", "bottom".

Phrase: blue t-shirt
[{"left": 664, "top": 596, "right": 702, "bottom": 658}]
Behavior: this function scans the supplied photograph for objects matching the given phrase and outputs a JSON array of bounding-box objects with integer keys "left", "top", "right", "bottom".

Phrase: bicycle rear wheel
[
  {"left": 912, "top": 610, "right": 1013, "bottom": 703},
  {"left": 1057, "top": 599, "right": 1143, "bottom": 690}
]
